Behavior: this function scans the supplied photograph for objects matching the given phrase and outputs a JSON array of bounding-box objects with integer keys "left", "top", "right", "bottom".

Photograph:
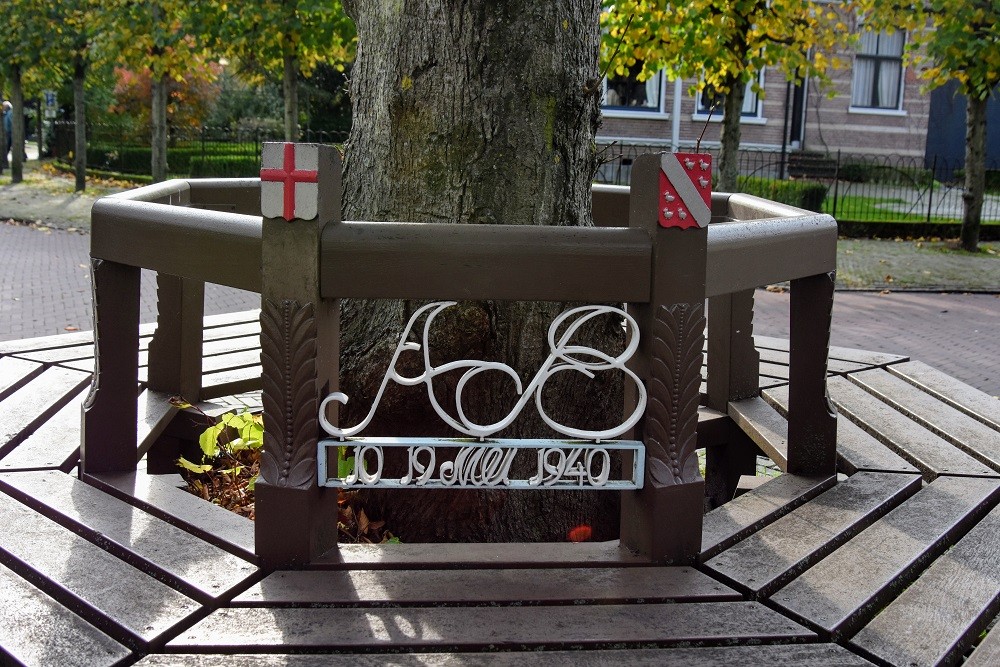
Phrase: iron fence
[
  {"left": 48, "top": 122, "right": 1000, "bottom": 228},
  {"left": 597, "top": 141, "right": 1000, "bottom": 228}
]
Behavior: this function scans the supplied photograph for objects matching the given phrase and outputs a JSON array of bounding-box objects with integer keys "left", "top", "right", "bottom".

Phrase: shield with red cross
[
  {"left": 260, "top": 143, "right": 320, "bottom": 221},
  {"left": 658, "top": 152, "right": 712, "bottom": 230}
]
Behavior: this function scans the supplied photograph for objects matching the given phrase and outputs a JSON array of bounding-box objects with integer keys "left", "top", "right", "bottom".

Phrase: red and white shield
[
  {"left": 260, "top": 143, "right": 320, "bottom": 221},
  {"left": 658, "top": 153, "right": 712, "bottom": 230}
]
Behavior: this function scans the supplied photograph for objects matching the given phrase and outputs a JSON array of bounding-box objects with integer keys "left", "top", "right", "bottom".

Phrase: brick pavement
[
  {"left": 753, "top": 289, "right": 1000, "bottom": 397},
  {"left": 0, "top": 222, "right": 259, "bottom": 340},
  {"left": 1, "top": 222, "right": 998, "bottom": 397}
]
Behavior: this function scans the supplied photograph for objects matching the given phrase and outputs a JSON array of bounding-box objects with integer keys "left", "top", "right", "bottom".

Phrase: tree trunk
[
  {"left": 283, "top": 51, "right": 299, "bottom": 141},
  {"left": 717, "top": 75, "right": 745, "bottom": 193},
  {"left": 11, "top": 65, "right": 24, "bottom": 184},
  {"left": 961, "top": 95, "right": 986, "bottom": 252},
  {"left": 151, "top": 74, "right": 168, "bottom": 182},
  {"left": 340, "top": 0, "right": 614, "bottom": 543},
  {"left": 73, "top": 56, "right": 87, "bottom": 192}
]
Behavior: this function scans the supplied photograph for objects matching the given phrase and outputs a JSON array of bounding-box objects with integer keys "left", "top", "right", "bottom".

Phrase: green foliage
[
  {"left": 738, "top": 176, "right": 828, "bottom": 212},
  {"left": 178, "top": 409, "right": 263, "bottom": 504},
  {"left": 600, "top": 1, "right": 857, "bottom": 94},
  {"left": 204, "top": 72, "right": 283, "bottom": 129}
]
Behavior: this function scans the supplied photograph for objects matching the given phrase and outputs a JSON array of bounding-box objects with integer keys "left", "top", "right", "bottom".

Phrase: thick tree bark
[
  {"left": 283, "top": 51, "right": 299, "bottom": 141},
  {"left": 961, "top": 95, "right": 986, "bottom": 252},
  {"left": 717, "top": 75, "right": 745, "bottom": 193},
  {"left": 150, "top": 74, "right": 168, "bottom": 182},
  {"left": 340, "top": 0, "right": 615, "bottom": 543},
  {"left": 73, "top": 56, "right": 87, "bottom": 192},
  {"left": 11, "top": 65, "right": 24, "bottom": 183}
]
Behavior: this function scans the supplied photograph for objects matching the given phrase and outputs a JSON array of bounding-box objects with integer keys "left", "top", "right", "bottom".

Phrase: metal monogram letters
[{"left": 316, "top": 302, "right": 647, "bottom": 490}]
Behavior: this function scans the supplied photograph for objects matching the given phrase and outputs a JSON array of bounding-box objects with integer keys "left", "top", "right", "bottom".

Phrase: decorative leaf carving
[
  {"left": 644, "top": 302, "right": 705, "bottom": 485},
  {"left": 259, "top": 298, "right": 319, "bottom": 488}
]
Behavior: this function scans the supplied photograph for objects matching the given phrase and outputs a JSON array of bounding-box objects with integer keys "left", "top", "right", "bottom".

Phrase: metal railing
[{"left": 597, "top": 141, "right": 1000, "bottom": 226}]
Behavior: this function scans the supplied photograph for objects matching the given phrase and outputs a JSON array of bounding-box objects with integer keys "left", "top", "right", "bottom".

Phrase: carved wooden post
[
  {"left": 147, "top": 275, "right": 204, "bottom": 401},
  {"left": 620, "top": 153, "right": 708, "bottom": 563},
  {"left": 787, "top": 271, "right": 837, "bottom": 474},
  {"left": 255, "top": 142, "right": 341, "bottom": 568},
  {"left": 81, "top": 259, "right": 141, "bottom": 475}
]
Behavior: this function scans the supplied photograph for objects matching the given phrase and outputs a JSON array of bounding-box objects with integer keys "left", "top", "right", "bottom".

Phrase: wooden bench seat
[
  {"left": 771, "top": 475, "right": 1000, "bottom": 640},
  {"left": 3, "top": 314, "right": 999, "bottom": 664},
  {"left": 166, "top": 601, "right": 816, "bottom": 652},
  {"left": 0, "top": 471, "right": 258, "bottom": 604},
  {"left": 134, "top": 644, "right": 876, "bottom": 666},
  {"left": 848, "top": 502, "right": 1000, "bottom": 667},
  {"left": 0, "top": 562, "right": 130, "bottom": 667}
]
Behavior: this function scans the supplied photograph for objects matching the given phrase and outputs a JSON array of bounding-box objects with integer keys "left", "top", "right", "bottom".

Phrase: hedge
[
  {"left": 736, "top": 176, "right": 829, "bottom": 212},
  {"left": 88, "top": 144, "right": 257, "bottom": 176},
  {"left": 188, "top": 155, "right": 261, "bottom": 178}
]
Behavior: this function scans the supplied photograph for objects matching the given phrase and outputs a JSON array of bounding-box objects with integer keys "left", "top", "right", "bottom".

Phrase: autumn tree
[
  {"left": 199, "top": 1, "right": 355, "bottom": 141},
  {"left": 43, "top": 0, "right": 105, "bottom": 191},
  {"left": 601, "top": 0, "right": 857, "bottom": 191},
  {"left": 338, "top": 0, "right": 619, "bottom": 542},
  {"left": 859, "top": 1, "right": 999, "bottom": 252},
  {"left": 101, "top": 1, "right": 211, "bottom": 181}
]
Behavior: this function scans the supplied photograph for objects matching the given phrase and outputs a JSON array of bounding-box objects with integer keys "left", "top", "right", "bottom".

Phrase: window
[
  {"left": 603, "top": 62, "right": 665, "bottom": 115},
  {"left": 694, "top": 77, "right": 763, "bottom": 119},
  {"left": 851, "top": 30, "right": 905, "bottom": 110}
]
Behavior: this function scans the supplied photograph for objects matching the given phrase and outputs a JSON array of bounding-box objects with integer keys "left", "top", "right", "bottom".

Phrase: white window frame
[
  {"left": 602, "top": 67, "right": 669, "bottom": 119},
  {"left": 691, "top": 72, "right": 767, "bottom": 125},
  {"left": 849, "top": 29, "right": 907, "bottom": 115}
]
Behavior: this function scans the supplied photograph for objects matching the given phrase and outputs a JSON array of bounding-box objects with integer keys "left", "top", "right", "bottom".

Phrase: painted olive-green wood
[
  {"left": 87, "top": 471, "right": 256, "bottom": 563},
  {"left": 320, "top": 221, "right": 653, "bottom": 302},
  {"left": 0, "top": 562, "right": 131, "bottom": 667},
  {"left": 705, "top": 215, "right": 837, "bottom": 297},
  {"left": 754, "top": 335, "right": 908, "bottom": 367},
  {"left": 91, "top": 198, "right": 262, "bottom": 292},
  {"left": 134, "top": 644, "right": 875, "bottom": 666},
  {"left": 764, "top": 385, "right": 919, "bottom": 475},
  {"left": 233, "top": 566, "right": 739, "bottom": 607},
  {"left": 828, "top": 376, "right": 996, "bottom": 479},
  {"left": 1, "top": 366, "right": 91, "bottom": 456},
  {"left": 0, "top": 491, "right": 200, "bottom": 648},
  {"left": 848, "top": 368, "right": 1000, "bottom": 470},
  {"left": 701, "top": 473, "right": 836, "bottom": 561},
  {"left": 168, "top": 601, "right": 813, "bottom": 651},
  {"left": 772, "top": 475, "right": 1000, "bottom": 639},
  {"left": 705, "top": 472, "right": 921, "bottom": 598},
  {"left": 0, "top": 386, "right": 88, "bottom": 471},
  {"left": 848, "top": 503, "right": 1000, "bottom": 667},
  {"left": 728, "top": 396, "right": 789, "bottom": 470},
  {"left": 0, "top": 471, "right": 258, "bottom": 603},
  {"left": 888, "top": 360, "right": 1000, "bottom": 432}
]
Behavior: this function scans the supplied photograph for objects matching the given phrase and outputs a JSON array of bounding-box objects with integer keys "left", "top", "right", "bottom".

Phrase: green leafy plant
[
  {"left": 176, "top": 406, "right": 399, "bottom": 542},
  {"left": 176, "top": 408, "right": 263, "bottom": 519}
]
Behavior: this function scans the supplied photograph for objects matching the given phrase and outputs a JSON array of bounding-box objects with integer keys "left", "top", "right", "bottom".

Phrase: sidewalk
[{"left": 1, "top": 161, "right": 998, "bottom": 396}]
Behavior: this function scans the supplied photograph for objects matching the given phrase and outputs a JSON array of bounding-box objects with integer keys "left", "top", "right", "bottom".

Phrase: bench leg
[
  {"left": 147, "top": 274, "right": 204, "bottom": 401},
  {"left": 787, "top": 271, "right": 838, "bottom": 475},
  {"left": 81, "top": 259, "right": 140, "bottom": 475}
]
